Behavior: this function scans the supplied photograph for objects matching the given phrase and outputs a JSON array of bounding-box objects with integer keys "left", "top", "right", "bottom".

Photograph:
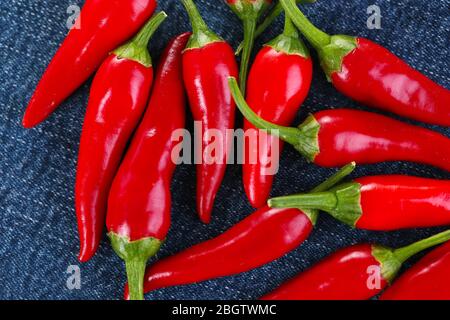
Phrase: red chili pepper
[
  {"left": 229, "top": 80, "right": 450, "bottom": 172},
  {"left": 243, "top": 15, "right": 312, "bottom": 208},
  {"left": 123, "top": 164, "right": 356, "bottom": 299},
  {"left": 380, "top": 241, "right": 450, "bottom": 300},
  {"left": 181, "top": 0, "right": 239, "bottom": 223},
  {"left": 280, "top": 0, "right": 450, "bottom": 126},
  {"left": 225, "top": 0, "right": 272, "bottom": 93},
  {"left": 269, "top": 175, "right": 450, "bottom": 231},
  {"left": 261, "top": 230, "right": 450, "bottom": 300},
  {"left": 106, "top": 32, "right": 190, "bottom": 300},
  {"left": 75, "top": 13, "right": 167, "bottom": 263},
  {"left": 22, "top": 0, "right": 157, "bottom": 128}
]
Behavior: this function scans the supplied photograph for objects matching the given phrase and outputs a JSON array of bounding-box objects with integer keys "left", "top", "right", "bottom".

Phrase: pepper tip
[
  {"left": 77, "top": 246, "right": 96, "bottom": 263},
  {"left": 22, "top": 115, "right": 37, "bottom": 129},
  {"left": 77, "top": 255, "right": 90, "bottom": 263},
  {"left": 199, "top": 214, "right": 212, "bottom": 224}
]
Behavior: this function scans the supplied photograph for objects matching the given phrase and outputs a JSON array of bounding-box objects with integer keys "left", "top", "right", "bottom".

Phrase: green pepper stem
[
  {"left": 311, "top": 162, "right": 356, "bottom": 193},
  {"left": 235, "top": 4, "right": 280, "bottom": 55},
  {"left": 269, "top": 182, "right": 362, "bottom": 227},
  {"left": 235, "top": 0, "right": 316, "bottom": 55},
  {"left": 113, "top": 12, "right": 167, "bottom": 67},
  {"left": 109, "top": 233, "right": 162, "bottom": 301},
  {"left": 280, "top": 0, "right": 330, "bottom": 49},
  {"left": 228, "top": 77, "right": 302, "bottom": 148},
  {"left": 181, "top": 0, "right": 221, "bottom": 49},
  {"left": 239, "top": 18, "right": 257, "bottom": 94},
  {"left": 282, "top": 13, "right": 298, "bottom": 38},
  {"left": 394, "top": 230, "right": 450, "bottom": 264},
  {"left": 180, "top": 0, "right": 209, "bottom": 34},
  {"left": 229, "top": 76, "right": 319, "bottom": 160},
  {"left": 258, "top": 1, "right": 284, "bottom": 34},
  {"left": 303, "top": 162, "right": 356, "bottom": 224},
  {"left": 133, "top": 12, "right": 168, "bottom": 48},
  {"left": 268, "top": 191, "right": 337, "bottom": 211},
  {"left": 125, "top": 259, "right": 147, "bottom": 301}
]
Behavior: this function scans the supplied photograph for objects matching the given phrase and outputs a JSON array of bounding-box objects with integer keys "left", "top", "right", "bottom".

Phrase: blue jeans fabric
[{"left": 0, "top": 0, "right": 449, "bottom": 300}]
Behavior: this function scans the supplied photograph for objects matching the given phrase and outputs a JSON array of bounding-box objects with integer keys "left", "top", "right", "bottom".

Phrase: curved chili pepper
[
  {"left": 123, "top": 164, "right": 356, "bottom": 299},
  {"left": 235, "top": 0, "right": 316, "bottom": 56},
  {"left": 22, "top": 0, "right": 157, "bottom": 128},
  {"left": 380, "top": 241, "right": 450, "bottom": 300},
  {"left": 269, "top": 175, "right": 450, "bottom": 231},
  {"left": 181, "top": 0, "right": 239, "bottom": 223},
  {"left": 280, "top": 0, "right": 450, "bottom": 125},
  {"left": 229, "top": 79, "right": 450, "bottom": 172},
  {"left": 75, "top": 13, "right": 167, "bottom": 263},
  {"left": 261, "top": 230, "right": 450, "bottom": 300},
  {"left": 226, "top": 0, "right": 272, "bottom": 93},
  {"left": 106, "top": 32, "right": 190, "bottom": 300},
  {"left": 243, "top": 15, "right": 312, "bottom": 208}
]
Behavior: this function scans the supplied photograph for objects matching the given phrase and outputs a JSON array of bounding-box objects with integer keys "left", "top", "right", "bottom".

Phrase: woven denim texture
[{"left": 0, "top": 0, "right": 449, "bottom": 300}]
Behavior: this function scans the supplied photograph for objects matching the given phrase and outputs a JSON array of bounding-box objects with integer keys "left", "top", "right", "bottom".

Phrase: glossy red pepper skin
[
  {"left": 380, "top": 242, "right": 450, "bottom": 300},
  {"left": 124, "top": 206, "right": 313, "bottom": 299},
  {"left": 231, "top": 91, "right": 450, "bottom": 172},
  {"left": 355, "top": 176, "right": 450, "bottom": 230},
  {"left": 261, "top": 231, "right": 450, "bottom": 300},
  {"left": 313, "top": 109, "right": 450, "bottom": 171},
  {"left": 181, "top": 0, "right": 239, "bottom": 223},
  {"left": 123, "top": 164, "right": 356, "bottom": 299},
  {"left": 280, "top": 0, "right": 450, "bottom": 126},
  {"left": 106, "top": 31, "right": 187, "bottom": 300},
  {"left": 270, "top": 175, "right": 450, "bottom": 231},
  {"left": 22, "top": 0, "right": 156, "bottom": 128},
  {"left": 183, "top": 44, "right": 238, "bottom": 223},
  {"left": 75, "top": 12, "right": 167, "bottom": 264},
  {"left": 331, "top": 38, "right": 450, "bottom": 126},
  {"left": 244, "top": 45, "right": 312, "bottom": 208},
  {"left": 75, "top": 55, "right": 153, "bottom": 262},
  {"left": 261, "top": 244, "right": 386, "bottom": 300},
  {"left": 107, "top": 32, "right": 189, "bottom": 242}
]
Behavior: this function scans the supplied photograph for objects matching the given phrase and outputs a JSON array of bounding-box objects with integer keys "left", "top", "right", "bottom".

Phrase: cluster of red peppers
[{"left": 23, "top": 0, "right": 449, "bottom": 300}]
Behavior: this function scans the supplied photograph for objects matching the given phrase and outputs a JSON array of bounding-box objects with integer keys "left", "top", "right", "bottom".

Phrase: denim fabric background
[{"left": 0, "top": 0, "right": 449, "bottom": 300}]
